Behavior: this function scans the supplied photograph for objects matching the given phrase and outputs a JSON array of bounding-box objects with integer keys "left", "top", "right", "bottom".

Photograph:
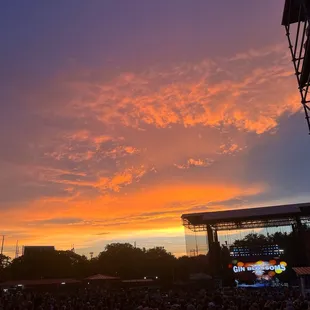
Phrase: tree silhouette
[
  {"left": 97, "top": 243, "right": 147, "bottom": 279},
  {"left": 4, "top": 250, "right": 88, "bottom": 280},
  {"left": 234, "top": 233, "right": 268, "bottom": 246},
  {"left": 0, "top": 232, "right": 302, "bottom": 284}
]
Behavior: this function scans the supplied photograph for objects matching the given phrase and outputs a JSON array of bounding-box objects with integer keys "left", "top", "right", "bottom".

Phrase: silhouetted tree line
[
  {"left": 0, "top": 244, "right": 211, "bottom": 283},
  {"left": 0, "top": 230, "right": 306, "bottom": 283}
]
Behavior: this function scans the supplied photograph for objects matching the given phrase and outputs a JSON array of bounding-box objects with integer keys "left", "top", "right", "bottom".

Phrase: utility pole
[
  {"left": 15, "top": 240, "right": 19, "bottom": 259},
  {"left": 0, "top": 235, "right": 5, "bottom": 255}
]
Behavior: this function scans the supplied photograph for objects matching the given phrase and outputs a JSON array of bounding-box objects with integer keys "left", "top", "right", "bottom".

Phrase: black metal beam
[
  {"left": 183, "top": 217, "right": 310, "bottom": 232},
  {"left": 283, "top": 0, "right": 310, "bottom": 134}
]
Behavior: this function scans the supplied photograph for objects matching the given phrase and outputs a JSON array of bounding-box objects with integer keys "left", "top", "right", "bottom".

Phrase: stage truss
[
  {"left": 282, "top": 0, "right": 310, "bottom": 133},
  {"left": 182, "top": 203, "right": 310, "bottom": 256},
  {"left": 182, "top": 216, "right": 310, "bottom": 233}
]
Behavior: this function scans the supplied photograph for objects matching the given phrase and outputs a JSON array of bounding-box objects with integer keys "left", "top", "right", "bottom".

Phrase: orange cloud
[
  {"left": 219, "top": 143, "right": 244, "bottom": 155},
  {"left": 0, "top": 174, "right": 265, "bottom": 257},
  {"left": 57, "top": 48, "right": 298, "bottom": 135},
  {"left": 35, "top": 44, "right": 300, "bottom": 138},
  {"left": 175, "top": 158, "right": 214, "bottom": 169},
  {"left": 104, "top": 145, "right": 140, "bottom": 159},
  {"left": 105, "top": 165, "right": 147, "bottom": 192},
  {"left": 0, "top": 43, "right": 302, "bottom": 257},
  {"left": 0, "top": 181, "right": 264, "bottom": 233}
]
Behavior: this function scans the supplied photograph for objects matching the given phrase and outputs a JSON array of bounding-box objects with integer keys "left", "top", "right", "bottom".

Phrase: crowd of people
[{"left": 0, "top": 286, "right": 309, "bottom": 310}]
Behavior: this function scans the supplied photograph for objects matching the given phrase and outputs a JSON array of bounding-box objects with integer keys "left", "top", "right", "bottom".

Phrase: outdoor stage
[{"left": 182, "top": 202, "right": 310, "bottom": 280}]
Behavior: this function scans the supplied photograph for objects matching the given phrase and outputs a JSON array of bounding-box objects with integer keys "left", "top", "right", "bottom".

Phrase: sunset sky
[{"left": 1, "top": 0, "right": 310, "bottom": 258}]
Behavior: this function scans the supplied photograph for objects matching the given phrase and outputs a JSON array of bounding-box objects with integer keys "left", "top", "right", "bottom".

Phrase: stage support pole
[
  {"left": 207, "top": 225, "right": 214, "bottom": 249},
  {"left": 214, "top": 229, "right": 219, "bottom": 243},
  {"left": 300, "top": 276, "right": 306, "bottom": 298}
]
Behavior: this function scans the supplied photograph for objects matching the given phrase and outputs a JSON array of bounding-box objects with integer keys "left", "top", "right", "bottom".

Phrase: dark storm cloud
[{"left": 243, "top": 113, "right": 310, "bottom": 202}]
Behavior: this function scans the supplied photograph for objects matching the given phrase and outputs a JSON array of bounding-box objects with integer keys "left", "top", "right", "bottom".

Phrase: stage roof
[
  {"left": 86, "top": 274, "right": 119, "bottom": 281},
  {"left": 122, "top": 279, "right": 154, "bottom": 283},
  {"left": 293, "top": 267, "right": 310, "bottom": 275},
  {"left": 182, "top": 202, "right": 310, "bottom": 232}
]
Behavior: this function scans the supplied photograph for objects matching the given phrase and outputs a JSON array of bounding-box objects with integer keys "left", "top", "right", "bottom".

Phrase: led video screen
[{"left": 229, "top": 259, "right": 288, "bottom": 288}]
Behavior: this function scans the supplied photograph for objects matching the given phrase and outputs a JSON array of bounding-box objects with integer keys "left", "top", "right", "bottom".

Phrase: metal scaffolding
[
  {"left": 282, "top": 0, "right": 310, "bottom": 133},
  {"left": 183, "top": 216, "right": 310, "bottom": 232},
  {"left": 182, "top": 203, "right": 310, "bottom": 256}
]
